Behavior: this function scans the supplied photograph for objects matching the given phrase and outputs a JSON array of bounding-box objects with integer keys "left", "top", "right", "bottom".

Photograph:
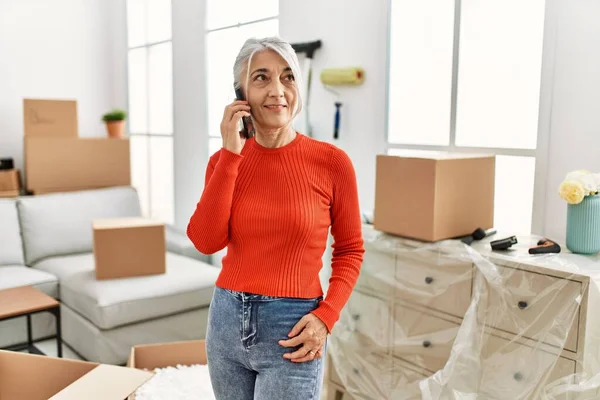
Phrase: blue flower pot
[{"left": 566, "top": 195, "right": 600, "bottom": 254}]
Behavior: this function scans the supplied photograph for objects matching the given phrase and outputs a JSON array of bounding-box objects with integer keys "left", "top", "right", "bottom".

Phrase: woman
[{"left": 187, "top": 36, "right": 364, "bottom": 400}]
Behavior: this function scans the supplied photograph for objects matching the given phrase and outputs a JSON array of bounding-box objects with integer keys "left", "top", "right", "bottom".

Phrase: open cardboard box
[
  {"left": 0, "top": 350, "right": 152, "bottom": 400},
  {"left": 127, "top": 340, "right": 208, "bottom": 399}
]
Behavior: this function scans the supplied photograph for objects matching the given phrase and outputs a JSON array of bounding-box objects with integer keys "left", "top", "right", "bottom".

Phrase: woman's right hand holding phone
[{"left": 221, "top": 100, "right": 251, "bottom": 155}]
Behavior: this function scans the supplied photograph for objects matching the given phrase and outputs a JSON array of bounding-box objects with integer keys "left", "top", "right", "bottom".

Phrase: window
[
  {"left": 205, "top": 0, "right": 279, "bottom": 157},
  {"left": 387, "top": 0, "right": 547, "bottom": 234},
  {"left": 126, "top": 0, "right": 174, "bottom": 224}
]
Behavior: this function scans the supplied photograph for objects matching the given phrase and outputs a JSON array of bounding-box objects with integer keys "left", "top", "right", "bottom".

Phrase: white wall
[
  {"left": 542, "top": 0, "right": 600, "bottom": 241},
  {"left": 0, "top": 0, "right": 126, "bottom": 172}
]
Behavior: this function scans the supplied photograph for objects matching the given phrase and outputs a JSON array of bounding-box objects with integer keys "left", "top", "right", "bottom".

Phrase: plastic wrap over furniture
[{"left": 327, "top": 224, "right": 600, "bottom": 400}]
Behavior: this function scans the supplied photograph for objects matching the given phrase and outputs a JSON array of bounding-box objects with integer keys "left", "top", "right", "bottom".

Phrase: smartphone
[{"left": 235, "top": 87, "right": 252, "bottom": 139}]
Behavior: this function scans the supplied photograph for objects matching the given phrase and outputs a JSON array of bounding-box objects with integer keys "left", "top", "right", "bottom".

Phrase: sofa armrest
[{"left": 165, "top": 225, "right": 212, "bottom": 264}]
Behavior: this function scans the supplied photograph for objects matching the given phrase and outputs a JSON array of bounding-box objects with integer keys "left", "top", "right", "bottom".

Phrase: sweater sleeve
[
  {"left": 311, "top": 149, "right": 365, "bottom": 332},
  {"left": 186, "top": 149, "right": 243, "bottom": 254}
]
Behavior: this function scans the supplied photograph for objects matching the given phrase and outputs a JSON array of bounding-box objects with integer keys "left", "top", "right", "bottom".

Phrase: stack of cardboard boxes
[
  {"left": 23, "top": 98, "right": 130, "bottom": 194},
  {"left": 21, "top": 99, "right": 165, "bottom": 278}
]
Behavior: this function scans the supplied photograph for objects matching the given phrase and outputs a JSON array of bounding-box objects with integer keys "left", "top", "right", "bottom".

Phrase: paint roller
[
  {"left": 320, "top": 67, "right": 365, "bottom": 139},
  {"left": 320, "top": 67, "right": 365, "bottom": 86}
]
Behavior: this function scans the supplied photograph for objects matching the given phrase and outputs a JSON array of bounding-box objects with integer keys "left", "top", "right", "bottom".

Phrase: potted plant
[
  {"left": 558, "top": 170, "right": 600, "bottom": 254},
  {"left": 102, "top": 109, "right": 127, "bottom": 138}
]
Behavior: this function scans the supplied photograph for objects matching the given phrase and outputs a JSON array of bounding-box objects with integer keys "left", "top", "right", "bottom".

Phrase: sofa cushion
[
  {"left": 0, "top": 199, "right": 25, "bottom": 266},
  {"left": 0, "top": 266, "right": 59, "bottom": 298},
  {"left": 18, "top": 186, "right": 141, "bottom": 265},
  {"left": 33, "top": 252, "right": 220, "bottom": 330},
  {"left": 165, "top": 225, "right": 211, "bottom": 264}
]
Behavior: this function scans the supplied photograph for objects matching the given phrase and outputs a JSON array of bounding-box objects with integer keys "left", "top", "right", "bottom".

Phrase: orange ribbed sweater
[{"left": 186, "top": 133, "right": 364, "bottom": 332}]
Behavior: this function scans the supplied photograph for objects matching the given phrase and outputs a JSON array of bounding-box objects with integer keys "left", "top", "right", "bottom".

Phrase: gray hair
[{"left": 233, "top": 37, "right": 303, "bottom": 117}]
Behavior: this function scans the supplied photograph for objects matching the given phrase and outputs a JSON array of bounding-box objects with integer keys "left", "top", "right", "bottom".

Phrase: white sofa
[{"left": 0, "top": 186, "right": 220, "bottom": 365}]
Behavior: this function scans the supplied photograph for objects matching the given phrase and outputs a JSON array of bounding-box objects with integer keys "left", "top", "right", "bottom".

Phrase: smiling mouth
[{"left": 264, "top": 105, "right": 287, "bottom": 109}]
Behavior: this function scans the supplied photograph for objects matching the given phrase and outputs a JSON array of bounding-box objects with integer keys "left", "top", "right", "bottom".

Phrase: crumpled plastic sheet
[{"left": 329, "top": 225, "right": 600, "bottom": 399}]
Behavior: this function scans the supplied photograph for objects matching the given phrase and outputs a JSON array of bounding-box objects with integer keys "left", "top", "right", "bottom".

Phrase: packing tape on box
[{"left": 320, "top": 67, "right": 365, "bottom": 86}]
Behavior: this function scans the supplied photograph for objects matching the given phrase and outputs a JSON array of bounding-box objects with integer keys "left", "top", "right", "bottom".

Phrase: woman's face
[{"left": 242, "top": 50, "right": 297, "bottom": 133}]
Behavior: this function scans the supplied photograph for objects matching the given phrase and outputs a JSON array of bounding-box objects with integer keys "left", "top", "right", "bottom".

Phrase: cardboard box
[
  {"left": 0, "top": 190, "right": 19, "bottom": 198},
  {"left": 374, "top": 152, "right": 495, "bottom": 242},
  {"left": 24, "top": 137, "right": 130, "bottom": 193},
  {"left": 0, "top": 169, "right": 21, "bottom": 192},
  {"left": 93, "top": 217, "right": 166, "bottom": 280},
  {"left": 22, "top": 99, "right": 130, "bottom": 193},
  {"left": 30, "top": 187, "right": 100, "bottom": 195},
  {"left": 0, "top": 349, "right": 152, "bottom": 399},
  {"left": 23, "top": 99, "right": 78, "bottom": 138},
  {"left": 127, "top": 340, "right": 207, "bottom": 400}
]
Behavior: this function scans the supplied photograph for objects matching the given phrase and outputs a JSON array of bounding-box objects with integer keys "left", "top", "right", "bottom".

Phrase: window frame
[
  {"left": 384, "top": 0, "right": 554, "bottom": 235},
  {"left": 125, "top": 0, "right": 175, "bottom": 224}
]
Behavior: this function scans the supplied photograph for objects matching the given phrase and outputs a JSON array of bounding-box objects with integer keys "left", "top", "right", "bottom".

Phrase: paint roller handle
[
  {"left": 334, "top": 102, "right": 342, "bottom": 140},
  {"left": 291, "top": 40, "right": 322, "bottom": 59}
]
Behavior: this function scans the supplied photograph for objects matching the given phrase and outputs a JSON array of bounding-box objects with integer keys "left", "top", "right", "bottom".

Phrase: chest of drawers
[{"left": 327, "top": 225, "right": 600, "bottom": 400}]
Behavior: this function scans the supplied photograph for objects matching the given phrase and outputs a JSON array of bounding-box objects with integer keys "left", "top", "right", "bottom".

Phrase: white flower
[
  {"left": 559, "top": 180, "right": 587, "bottom": 204},
  {"left": 564, "top": 170, "right": 598, "bottom": 195},
  {"left": 592, "top": 173, "right": 600, "bottom": 193}
]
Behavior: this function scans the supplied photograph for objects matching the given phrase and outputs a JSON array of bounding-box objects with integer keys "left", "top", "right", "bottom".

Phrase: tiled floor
[{"left": 22, "top": 338, "right": 83, "bottom": 360}]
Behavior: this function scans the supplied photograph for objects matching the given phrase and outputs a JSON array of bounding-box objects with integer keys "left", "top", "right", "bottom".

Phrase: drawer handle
[
  {"left": 422, "top": 340, "right": 432, "bottom": 348},
  {"left": 513, "top": 372, "right": 523, "bottom": 382},
  {"left": 517, "top": 301, "right": 528, "bottom": 310},
  {"left": 424, "top": 276, "right": 434, "bottom": 284}
]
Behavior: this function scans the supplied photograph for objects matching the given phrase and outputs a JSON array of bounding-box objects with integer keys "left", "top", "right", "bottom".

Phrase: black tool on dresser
[
  {"left": 460, "top": 227, "right": 497, "bottom": 245},
  {"left": 0, "top": 158, "right": 14, "bottom": 170},
  {"left": 490, "top": 236, "right": 518, "bottom": 251}
]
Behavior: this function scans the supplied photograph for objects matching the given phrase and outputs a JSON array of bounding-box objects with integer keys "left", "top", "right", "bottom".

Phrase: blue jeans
[{"left": 206, "top": 287, "right": 327, "bottom": 400}]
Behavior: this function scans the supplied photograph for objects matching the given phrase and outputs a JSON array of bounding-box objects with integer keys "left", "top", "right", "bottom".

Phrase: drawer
[
  {"left": 480, "top": 334, "right": 576, "bottom": 400},
  {"left": 391, "top": 359, "right": 430, "bottom": 400},
  {"left": 357, "top": 249, "right": 396, "bottom": 297},
  {"left": 326, "top": 385, "right": 360, "bottom": 400},
  {"left": 483, "top": 266, "right": 581, "bottom": 353},
  {"left": 395, "top": 250, "right": 472, "bottom": 318},
  {"left": 329, "top": 348, "right": 393, "bottom": 399},
  {"left": 393, "top": 304, "right": 460, "bottom": 372},
  {"left": 343, "top": 291, "right": 391, "bottom": 349},
  {"left": 392, "top": 357, "right": 429, "bottom": 384}
]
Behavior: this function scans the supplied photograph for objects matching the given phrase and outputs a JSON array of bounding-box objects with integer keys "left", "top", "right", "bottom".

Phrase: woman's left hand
[{"left": 279, "top": 313, "right": 328, "bottom": 363}]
